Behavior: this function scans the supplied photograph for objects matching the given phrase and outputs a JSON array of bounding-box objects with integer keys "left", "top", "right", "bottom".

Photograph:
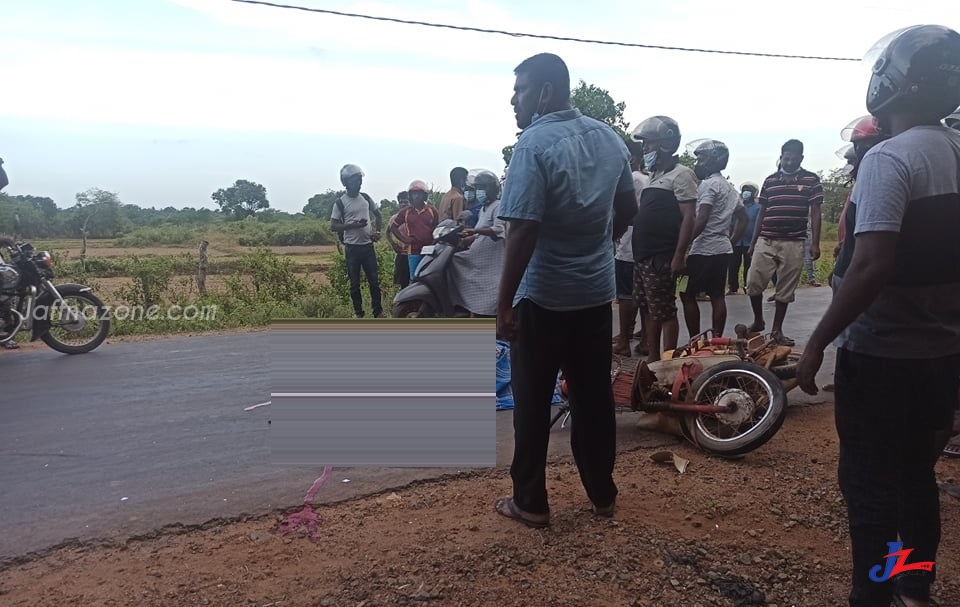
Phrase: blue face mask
[
  {"left": 476, "top": 190, "right": 488, "bottom": 205},
  {"left": 643, "top": 151, "right": 658, "bottom": 170},
  {"left": 742, "top": 191, "right": 753, "bottom": 201},
  {"left": 464, "top": 190, "right": 476, "bottom": 202},
  {"left": 780, "top": 166, "right": 800, "bottom": 175}
]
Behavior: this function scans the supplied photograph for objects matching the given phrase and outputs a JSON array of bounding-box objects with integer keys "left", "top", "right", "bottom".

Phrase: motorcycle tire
[
  {"left": 40, "top": 287, "right": 111, "bottom": 354},
  {"left": 689, "top": 360, "right": 788, "bottom": 457},
  {"left": 392, "top": 300, "right": 436, "bottom": 318}
]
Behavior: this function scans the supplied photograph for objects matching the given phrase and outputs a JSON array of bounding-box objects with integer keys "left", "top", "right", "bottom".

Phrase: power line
[{"left": 229, "top": 0, "right": 861, "bottom": 62}]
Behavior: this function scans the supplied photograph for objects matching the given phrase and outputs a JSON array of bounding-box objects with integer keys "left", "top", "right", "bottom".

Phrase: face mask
[
  {"left": 742, "top": 191, "right": 753, "bottom": 201},
  {"left": 528, "top": 86, "right": 547, "bottom": 127},
  {"left": 464, "top": 190, "right": 476, "bottom": 202},
  {"left": 643, "top": 151, "right": 658, "bottom": 170},
  {"left": 476, "top": 190, "right": 488, "bottom": 205},
  {"left": 780, "top": 166, "right": 800, "bottom": 175}
]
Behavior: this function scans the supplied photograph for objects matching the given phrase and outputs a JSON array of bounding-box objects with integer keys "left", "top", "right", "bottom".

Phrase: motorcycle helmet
[
  {"left": 740, "top": 181, "right": 760, "bottom": 193},
  {"left": 339, "top": 164, "right": 364, "bottom": 184},
  {"left": 840, "top": 115, "right": 883, "bottom": 142},
  {"left": 864, "top": 24, "right": 960, "bottom": 120},
  {"left": 630, "top": 116, "right": 682, "bottom": 155},
  {"left": 408, "top": 179, "right": 428, "bottom": 192},
  {"left": 686, "top": 138, "right": 729, "bottom": 180}
]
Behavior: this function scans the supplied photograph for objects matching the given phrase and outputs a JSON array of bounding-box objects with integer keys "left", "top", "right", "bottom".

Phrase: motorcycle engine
[{"left": 0, "top": 264, "right": 19, "bottom": 291}]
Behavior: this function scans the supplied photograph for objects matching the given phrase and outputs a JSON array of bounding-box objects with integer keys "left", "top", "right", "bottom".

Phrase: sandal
[
  {"left": 748, "top": 321, "right": 765, "bottom": 333},
  {"left": 942, "top": 433, "right": 960, "bottom": 458},
  {"left": 591, "top": 499, "right": 615, "bottom": 518},
  {"left": 494, "top": 496, "right": 549, "bottom": 528},
  {"left": 770, "top": 333, "right": 796, "bottom": 347}
]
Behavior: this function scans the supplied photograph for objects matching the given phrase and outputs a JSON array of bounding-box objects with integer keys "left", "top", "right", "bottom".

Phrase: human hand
[
  {"left": 671, "top": 256, "right": 686, "bottom": 276},
  {"left": 796, "top": 347, "right": 825, "bottom": 395},
  {"left": 809, "top": 244, "right": 821, "bottom": 261},
  {"left": 497, "top": 305, "right": 518, "bottom": 342}
]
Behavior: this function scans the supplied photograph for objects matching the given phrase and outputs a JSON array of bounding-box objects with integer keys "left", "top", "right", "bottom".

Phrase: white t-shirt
[
  {"left": 615, "top": 171, "right": 650, "bottom": 262},
  {"left": 689, "top": 173, "right": 742, "bottom": 256}
]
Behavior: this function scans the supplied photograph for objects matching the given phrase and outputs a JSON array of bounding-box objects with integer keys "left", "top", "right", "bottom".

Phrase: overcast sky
[{"left": 2, "top": 0, "right": 957, "bottom": 214}]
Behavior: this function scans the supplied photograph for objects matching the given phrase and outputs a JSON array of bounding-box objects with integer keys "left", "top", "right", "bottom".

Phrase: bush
[
  {"left": 114, "top": 225, "right": 204, "bottom": 247},
  {"left": 228, "top": 219, "right": 336, "bottom": 247}
]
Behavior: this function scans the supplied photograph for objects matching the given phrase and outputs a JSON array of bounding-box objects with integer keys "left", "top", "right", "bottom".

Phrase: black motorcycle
[{"left": 0, "top": 239, "right": 110, "bottom": 354}]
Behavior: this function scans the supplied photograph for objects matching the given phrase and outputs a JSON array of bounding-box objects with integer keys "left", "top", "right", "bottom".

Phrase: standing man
[
  {"left": 612, "top": 141, "right": 649, "bottom": 357},
  {"left": 330, "top": 164, "right": 384, "bottom": 318},
  {"left": 629, "top": 116, "right": 697, "bottom": 362},
  {"left": 797, "top": 24, "right": 960, "bottom": 607},
  {"left": 680, "top": 139, "right": 747, "bottom": 338},
  {"left": 495, "top": 53, "right": 637, "bottom": 527},
  {"left": 389, "top": 180, "right": 439, "bottom": 281},
  {"left": 386, "top": 191, "right": 411, "bottom": 289},
  {"left": 0, "top": 158, "right": 8, "bottom": 192},
  {"left": 438, "top": 167, "right": 468, "bottom": 222},
  {"left": 728, "top": 182, "right": 760, "bottom": 295},
  {"left": 745, "top": 140, "right": 822, "bottom": 346}
]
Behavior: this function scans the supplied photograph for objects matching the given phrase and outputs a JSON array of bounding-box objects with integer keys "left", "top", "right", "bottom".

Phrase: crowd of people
[{"left": 484, "top": 24, "right": 959, "bottom": 607}]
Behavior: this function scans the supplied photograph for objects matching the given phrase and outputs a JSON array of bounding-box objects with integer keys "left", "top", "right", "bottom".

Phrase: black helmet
[
  {"left": 630, "top": 116, "right": 681, "bottom": 155},
  {"left": 687, "top": 138, "right": 729, "bottom": 179},
  {"left": 865, "top": 24, "right": 960, "bottom": 120}
]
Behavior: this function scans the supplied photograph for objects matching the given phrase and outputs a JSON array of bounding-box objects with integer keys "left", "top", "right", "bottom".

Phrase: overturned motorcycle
[
  {"left": 0, "top": 239, "right": 110, "bottom": 354},
  {"left": 552, "top": 328, "right": 800, "bottom": 457}
]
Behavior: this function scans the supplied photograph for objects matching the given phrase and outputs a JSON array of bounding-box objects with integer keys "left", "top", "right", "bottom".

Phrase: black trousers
[
  {"left": 509, "top": 299, "right": 618, "bottom": 514},
  {"left": 393, "top": 253, "right": 410, "bottom": 288},
  {"left": 834, "top": 348, "right": 959, "bottom": 606},
  {"left": 727, "top": 245, "right": 751, "bottom": 291},
  {"left": 345, "top": 243, "right": 382, "bottom": 317}
]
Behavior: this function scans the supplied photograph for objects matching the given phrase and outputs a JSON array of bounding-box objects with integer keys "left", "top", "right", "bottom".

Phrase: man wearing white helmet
[{"left": 330, "top": 164, "right": 384, "bottom": 318}]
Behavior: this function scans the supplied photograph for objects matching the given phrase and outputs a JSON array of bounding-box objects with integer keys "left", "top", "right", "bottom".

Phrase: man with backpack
[{"left": 330, "top": 164, "right": 384, "bottom": 318}]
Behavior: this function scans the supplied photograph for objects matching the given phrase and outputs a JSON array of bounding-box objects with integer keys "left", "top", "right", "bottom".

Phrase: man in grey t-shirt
[
  {"left": 797, "top": 25, "right": 960, "bottom": 607},
  {"left": 330, "top": 164, "right": 383, "bottom": 318},
  {"left": 680, "top": 139, "right": 747, "bottom": 338}
]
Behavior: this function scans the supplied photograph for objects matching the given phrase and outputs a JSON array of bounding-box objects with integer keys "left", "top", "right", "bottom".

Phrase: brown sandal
[{"left": 494, "top": 496, "right": 549, "bottom": 528}]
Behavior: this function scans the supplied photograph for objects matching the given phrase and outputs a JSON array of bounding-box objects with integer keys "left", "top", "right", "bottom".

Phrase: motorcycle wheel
[
  {"left": 392, "top": 300, "right": 436, "bottom": 318},
  {"left": 40, "top": 288, "right": 111, "bottom": 354},
  {"left": 689, "top": 361, "right": 787, "bottom": 456}
]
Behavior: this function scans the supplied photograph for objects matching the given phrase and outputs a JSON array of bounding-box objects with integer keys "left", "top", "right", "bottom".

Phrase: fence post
[{"left": 197, "top": 240, "right": 209, "bottom": 296}]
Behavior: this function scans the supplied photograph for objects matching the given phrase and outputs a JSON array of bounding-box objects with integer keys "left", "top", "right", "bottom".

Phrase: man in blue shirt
[
  {"left": 727, "top": 182, "right": 760, "bottom": 294},
  {"left": 494, "top": 53, "right": 637, "bottom": 528}
]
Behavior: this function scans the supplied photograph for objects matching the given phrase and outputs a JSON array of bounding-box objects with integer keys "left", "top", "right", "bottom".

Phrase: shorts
[
  {"left": 615, "top": 259, "right": 635, "bottom": 300},
  {"left": 633, "top": 254, "right": 678, "bottom": 322},
  {"left": 746, "top": 237, "right": 804, "bottom": 303},
  {"left": 683, "top": 254, "right": 731, "bottom": 298}
]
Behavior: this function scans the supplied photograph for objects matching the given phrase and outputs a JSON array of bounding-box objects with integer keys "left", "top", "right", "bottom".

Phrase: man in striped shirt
[{"left": 745, "top": 139, "right": 822, "bottom": 346}]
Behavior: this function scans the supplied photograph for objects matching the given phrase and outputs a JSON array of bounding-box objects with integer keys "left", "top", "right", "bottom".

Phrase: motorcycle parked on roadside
[
  {"left": 392, "top": 220, "right": 470, "bottom": 318},
  {"left": 0, "top": 239, "right": 111, "bottom": 354}
]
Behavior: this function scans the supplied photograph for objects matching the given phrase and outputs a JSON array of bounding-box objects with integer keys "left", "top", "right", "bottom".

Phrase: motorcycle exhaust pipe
[{"left": 0, "top": 309, "right": 25, "bottom": 344}]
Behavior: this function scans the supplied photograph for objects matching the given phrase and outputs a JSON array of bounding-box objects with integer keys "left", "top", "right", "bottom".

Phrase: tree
[
  {"left": 303, "top": 189, "right": 345, "bottom": 220},
  {"left": 211, "top": 179, "right": 269, "bottom": 219},
  {"left": 379, "top": 198, "right": 399, "bottom": 218},
  {"left": 678, "top": 152, "right": 696, "bottom": 170},
  {"left": 819, "top": 168, "right": 851, "bottom": 223},
  {"left": 502, "top": 79, "right": 630, "bottom": 167}
]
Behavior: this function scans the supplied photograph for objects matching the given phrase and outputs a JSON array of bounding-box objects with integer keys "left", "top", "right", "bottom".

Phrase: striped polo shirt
[{"left": 757, "top": 169, "right": 823, "bottom": 240}]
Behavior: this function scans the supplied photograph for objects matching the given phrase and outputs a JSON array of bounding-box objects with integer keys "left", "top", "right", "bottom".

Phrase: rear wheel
[
  {"left": 392, "top": 300, "right": 436, "bottom": 318},
  {"left": 690, "top": 361, "right": 787, "bottom": 456}
]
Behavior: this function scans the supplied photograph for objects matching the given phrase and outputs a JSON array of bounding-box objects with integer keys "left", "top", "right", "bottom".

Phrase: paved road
[{"left": 0, "top": 288, "right": 836, "bottom": 560}]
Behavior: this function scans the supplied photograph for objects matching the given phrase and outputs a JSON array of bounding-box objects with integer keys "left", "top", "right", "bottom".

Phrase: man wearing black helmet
[
  {"left": 797, "top": 24, "right": 960, "bottom": 607},
  {"left": 628, "top": 116, "right": 697, "bottom": 362}
]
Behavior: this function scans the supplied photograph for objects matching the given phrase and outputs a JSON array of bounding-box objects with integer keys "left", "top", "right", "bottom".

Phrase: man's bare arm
[{"left": 612, "top": 189, "right": 637, "bottom": 242}]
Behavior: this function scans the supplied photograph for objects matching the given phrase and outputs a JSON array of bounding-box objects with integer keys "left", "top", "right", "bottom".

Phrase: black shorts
[
  {"left": 684, "top": 254, "right": 731, "bottom": 298},
  {"left": 615, "top": 260, "right": 634, "bottom": 300}
]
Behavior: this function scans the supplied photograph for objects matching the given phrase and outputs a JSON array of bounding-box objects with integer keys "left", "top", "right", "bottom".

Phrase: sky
[{"left": 2, "top": 0, "right": 958, "bottom": 214}]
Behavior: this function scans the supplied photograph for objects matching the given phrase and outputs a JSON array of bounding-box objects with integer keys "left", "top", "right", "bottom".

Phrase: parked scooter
[{"left": 392, "top": 219, "right": 468, "bottom": 318}]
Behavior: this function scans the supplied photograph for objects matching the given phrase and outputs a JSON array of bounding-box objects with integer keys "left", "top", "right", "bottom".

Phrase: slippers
[
  {"left": 591, "top": 499, "right": 615, "bottom": 518},
  {"left": 494, "top": 496, "right": 549, "bottom": 528},
  {"left": 942, "top": 435, "right": 960, "bottom": 458},
  {"left": 771, "top": 334, "right": 796, "bottom": 347}
]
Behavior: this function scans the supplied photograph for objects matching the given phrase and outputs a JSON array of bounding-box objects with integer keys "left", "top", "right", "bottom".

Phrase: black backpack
[{"left": 335, "top": 193, "right": 380, "bottom": 244}]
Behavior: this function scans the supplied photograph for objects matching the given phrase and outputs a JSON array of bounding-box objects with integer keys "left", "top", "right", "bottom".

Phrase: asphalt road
[{"left": 0, "top": 288, "right": 836, "bottom": 561}]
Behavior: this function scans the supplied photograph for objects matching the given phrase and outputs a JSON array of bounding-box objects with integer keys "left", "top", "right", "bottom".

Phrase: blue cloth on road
[{"left": 496, "top": 339, "right": 562, "bottom": 410}]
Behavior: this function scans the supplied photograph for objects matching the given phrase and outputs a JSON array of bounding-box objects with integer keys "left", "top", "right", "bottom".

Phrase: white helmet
[{"left": 339, "top": 164, "right": 364, "bottom": 183}]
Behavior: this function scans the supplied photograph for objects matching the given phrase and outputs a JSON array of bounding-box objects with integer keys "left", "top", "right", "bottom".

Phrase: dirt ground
[{"left": 1, "top": 400, "right": 958, "bottom": 607}]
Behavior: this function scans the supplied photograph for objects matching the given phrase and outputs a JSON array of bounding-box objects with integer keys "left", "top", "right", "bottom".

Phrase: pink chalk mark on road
[{"left": 272, "top": 467, "right": 333, "bottom": 542}]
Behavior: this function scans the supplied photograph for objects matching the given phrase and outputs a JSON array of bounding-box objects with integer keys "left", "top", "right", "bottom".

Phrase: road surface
[{"left": 0, "top": 288, "right": 836, "bottom": 561}]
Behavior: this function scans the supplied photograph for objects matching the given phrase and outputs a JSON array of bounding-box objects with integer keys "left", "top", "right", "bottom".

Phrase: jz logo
[{"left": 869, "top": 542, "right": 935, "bottom": 583}]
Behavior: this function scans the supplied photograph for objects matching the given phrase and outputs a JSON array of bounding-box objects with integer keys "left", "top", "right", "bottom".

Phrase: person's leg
[
  {"left": 745, "top": 239, "right": 775, "bottom": 332},
  {"left": 407, "top": 254, "right": 423, "bottom": 281},
  {"left": 771, "top": 240, "right": 803, "bottom": 343},
  {"left": 632, "top": 261, "right": 651, "bottom": 357},
  {"left": 707, "top": 254, "right": 730, "bottom": 336},
  {"left": 359, "top": 244, "right": 383, "bottom": 317},
  {"left": 680, "top": 254, "right": 706, "bottom": 339},
  {"left": 562, "top": 304, "right": 618, "bottom": 511},
  {"left": 394, "top": 253, "right": 409, "bottom": 288},
  {"left": 345, "top": 245, "right": 364, "bottom": 317},
  {"left": 508, "top": 299, "right": 564, "bottom": 515},
  {"left": 741, "top": 245, "right": 752, "bottom": 293},
  {"left": 613, "top": 260, "right": 636, "bottom": 356},
  {"left": 727, "top": 246, "right": 742, "bottom": 294},
  {"left": 836, "top": 350, "right": 957, "bottom": 606},
  {"left": 641, "top": 254, "right": 679, "bottom": 362}
]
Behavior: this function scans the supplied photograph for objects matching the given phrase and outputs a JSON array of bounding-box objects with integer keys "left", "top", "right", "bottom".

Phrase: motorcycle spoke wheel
[{"left": 43, "top": 293, "right": 110, "bottom": 353}]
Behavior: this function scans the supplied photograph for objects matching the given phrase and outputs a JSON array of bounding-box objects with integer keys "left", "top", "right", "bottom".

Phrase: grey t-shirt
[
  {"left": 833, "top": 125, "right": 960, "bottom": 359},
  {"left": 330, "top": 193, "right": 374, "bottom": 246},
  {"left": 689, "top": 173, "right": 742, "bottom": 256}
]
